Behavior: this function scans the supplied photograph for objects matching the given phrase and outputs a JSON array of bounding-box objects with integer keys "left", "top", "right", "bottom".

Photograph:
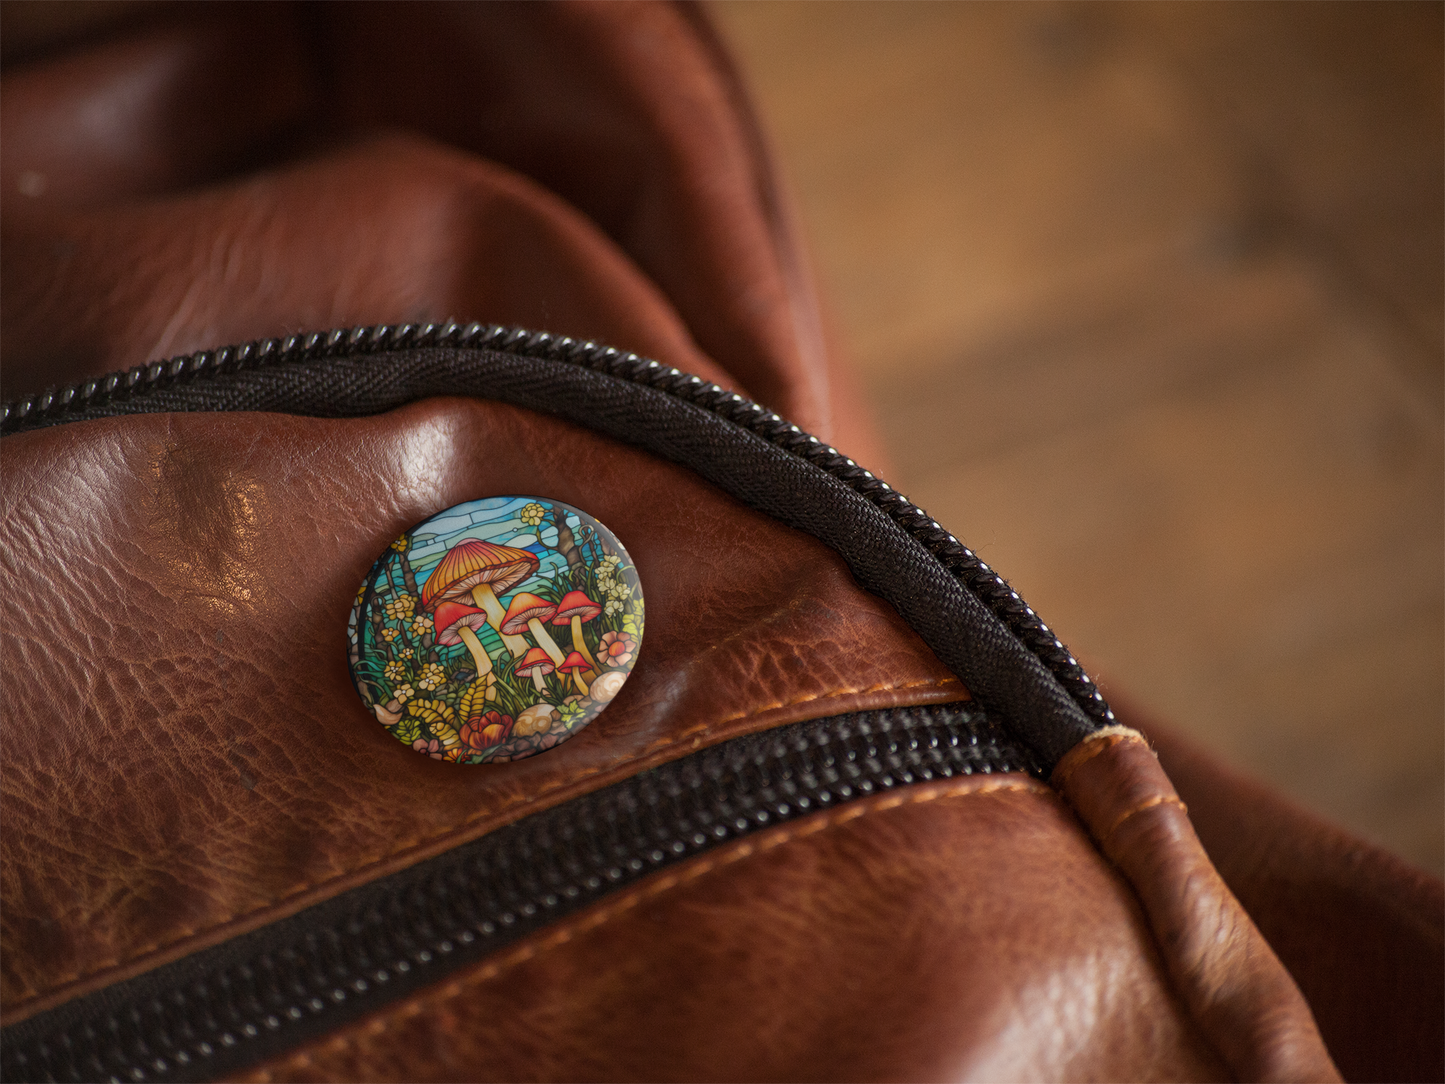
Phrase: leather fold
[{"left": 1052, "top": 726, "right": 1341, "bottom": 1083}]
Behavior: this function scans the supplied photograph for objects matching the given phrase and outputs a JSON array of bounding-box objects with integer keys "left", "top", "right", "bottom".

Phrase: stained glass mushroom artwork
[
  {"left": 354, "top": 496, "right": 644, "bottom": 764},
  {"left": 501, "top": 592, "right": 567, "bottom": 666},
  {"left": 421, "top": 540, "right": 538, "bottom": 658}
]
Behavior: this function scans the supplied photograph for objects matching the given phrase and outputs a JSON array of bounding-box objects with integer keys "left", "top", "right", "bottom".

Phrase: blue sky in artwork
[{"left": 404, "top": 497, "right": 577, "bottom": 595}]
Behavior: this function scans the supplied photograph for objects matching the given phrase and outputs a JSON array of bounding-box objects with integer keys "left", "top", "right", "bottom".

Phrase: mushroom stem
[
  {"left": 471, "top": 583, "right": 531, "bottom": 657},
  {"left": 455, "top": 625, "right": 493, "bottom": 679},
  {"left": 572, "top": 669, "right": 591, "bottom": 696},
  {"left": 526, "top": 618, "right": 567, "bottom": 666},
  {"left": 530, "top": 669, "right": 548, "bottom": 694},
  {"left": 568, "top": 615, "right": 601, "bottom": 671}
]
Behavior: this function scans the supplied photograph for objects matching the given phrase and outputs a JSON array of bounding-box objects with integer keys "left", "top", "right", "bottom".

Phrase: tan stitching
[
  {"left": 1049, "top": 725, "right": 1149, "bottom": 788},
  {"left": 242, "top": 777, "right": 1048, "bottom": 1081},
  {"left": 1100, "top": 793, "right": 1188, "bottom": 842},
  {"left": 11, "top": 677, "right": 963, "bottom": 1010}
]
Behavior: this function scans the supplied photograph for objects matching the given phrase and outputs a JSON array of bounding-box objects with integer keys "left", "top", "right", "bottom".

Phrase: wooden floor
[{"left": 711, "top": 1, "right": 1443, "bottom": 873}]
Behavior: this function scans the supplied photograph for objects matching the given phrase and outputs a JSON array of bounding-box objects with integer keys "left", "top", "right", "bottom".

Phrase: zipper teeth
[
  {"left": 4, "top": 705, "right": 1038, "bottom": 1084},
  {"left": 0, "top": 322, "right": 1112, "bottom": 725}
]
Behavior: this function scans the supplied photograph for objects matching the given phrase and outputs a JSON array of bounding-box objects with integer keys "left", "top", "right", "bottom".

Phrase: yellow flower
[
  {"left": 390, "top": 537, "right": 409, "bottom": 553},
  {"left": 384, "top": 660, "right": 406, "bottom": 682},
  {"left": 381, "top": 628, "right": 400, "bottom": 642},
  {"left": 400, "top": 648, "right": 414, "bottom": 660},
  {"left": 519, "top": 502, "right": 546, "bottom": 527},
  {"left": 417, "top": 663, "right": 446, "bottom": 691},
  {"left": 394, "top": 683, "right": 415, "bottom": 703},
  {"left": 385, "top": 595, "right": 416, "bottom": 621},
  {"left": 411, "top": 614, "right": 433, "bottom": 636}
]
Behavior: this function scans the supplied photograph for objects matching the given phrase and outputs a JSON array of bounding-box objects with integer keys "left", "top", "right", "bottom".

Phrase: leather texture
[
  {"left": 0, "top": 401, "right": 962, "bottom": 1023},
  {"left": 1, "top": 2, "right": 1438, "bottom": 1081},
  {"left": 233, "top": 779, "right": 1229, "bottom": 1084}
]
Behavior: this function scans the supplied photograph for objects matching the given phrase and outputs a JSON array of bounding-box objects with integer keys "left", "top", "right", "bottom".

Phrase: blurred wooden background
[{"left": 711, "top": 1, "right": 1443, "bottom": 873}]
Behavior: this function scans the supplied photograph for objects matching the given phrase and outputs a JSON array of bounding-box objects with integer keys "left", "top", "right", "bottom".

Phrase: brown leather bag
[{"left": 2, "top": 4, "right": 1438, "bottom": 1081}]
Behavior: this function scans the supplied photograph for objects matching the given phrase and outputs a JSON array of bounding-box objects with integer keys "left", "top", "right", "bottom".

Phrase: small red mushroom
[
  {"left": 558, "top": 651, "right": 592, "bottom": 696},
  {"left": 432, "top": 600, "right": 494, "bottom": 679},
  {"left": 515, "top": 646, "right": 556, "bottom": 694},
  {"left": 551, "top": 590, "right": 602, "bottom": 673},
  {"left": 501, "top": 592, "right": 567, "bottom": 666}
]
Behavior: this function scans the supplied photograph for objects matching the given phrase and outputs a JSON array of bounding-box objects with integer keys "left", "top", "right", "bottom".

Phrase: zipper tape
[
  {"left": 1, "top": 704, "right": 1038, "bottom": 1083},
  {"left": 0, "top": 323, "right": 1112, "bottom": 769}
]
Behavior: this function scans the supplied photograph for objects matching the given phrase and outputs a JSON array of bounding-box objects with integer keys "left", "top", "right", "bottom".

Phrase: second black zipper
[{"left": 2, "top": 702, "right": 1040, "bottom": 1084}]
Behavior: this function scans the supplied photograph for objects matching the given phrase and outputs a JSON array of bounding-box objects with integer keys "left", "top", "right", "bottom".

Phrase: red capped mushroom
[
  {"left": 421, "top": 540, "right": 538, "bottom": 658},
  {"left": 551, "top": 589, "right": 602, "bottom": 673},
  {"left": 515, "top": 646, "right": 555, "bottom": 694},
  {"left": 432, "top": 599, "right": 494, "bottom": 680},
  {"left": 558, "top": 651, "right": 592, "bottom": 695},
  {"left": 501, "top": 592, "right": 567, "bottom": 666}
]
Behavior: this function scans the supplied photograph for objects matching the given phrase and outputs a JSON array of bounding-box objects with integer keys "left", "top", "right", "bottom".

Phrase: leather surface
[
  {"left": 1052, "top": 728, "right": 1340, "bottom": 1082},
  {"left": 1142, "top": 717, "right": 1445, "bottom": 1084},
  {"left": 232, "top": 778, "right": 1229, "bottom": 1084},
  {"left": 3, "top": 133, "right": 741, "bottom": 404},
  {"left": 0, "top": 0, "right": 883, "bottom": 469},
  {"left": 0, "top": 402, "right": 960, "bottom": 1024}
]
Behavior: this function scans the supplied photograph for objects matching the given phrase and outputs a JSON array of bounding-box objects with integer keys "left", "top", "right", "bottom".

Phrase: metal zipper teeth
[
  {"left": 3, "top": 705, "right": 1040, "bottom": 1084},
  {"left": 0, "top": 322, "right": 1112, "bottom": 726}
]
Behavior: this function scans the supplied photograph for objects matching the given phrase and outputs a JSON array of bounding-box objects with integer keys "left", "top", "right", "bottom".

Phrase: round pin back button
[{"left": 348, "top": 497, "right": 643, "bottom": 763}]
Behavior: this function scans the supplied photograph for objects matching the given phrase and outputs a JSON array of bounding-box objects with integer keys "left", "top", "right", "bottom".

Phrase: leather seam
[
  {"left": 242, "top": 777, "right": 1051, "bottom": 1081},
  {"left": 7, "top": 676, "right": 964, "bottom": 1011},
  {"left": 1099, "top": 793, "right": 1188, "bottom": 843}
]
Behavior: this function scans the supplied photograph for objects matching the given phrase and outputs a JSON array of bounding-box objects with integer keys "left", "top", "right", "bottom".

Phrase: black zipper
[
  {"left": 0, "top": 322, "right": 1113, "bottom": 751},
  {"left": 2, "top": 703, "right": 1039, "bottom": 1084}
]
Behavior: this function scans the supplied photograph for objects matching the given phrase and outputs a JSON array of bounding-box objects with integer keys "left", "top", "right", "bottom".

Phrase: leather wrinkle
[{"left": 239, "top": 777, "right": 1056, "bottom": 1083}]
